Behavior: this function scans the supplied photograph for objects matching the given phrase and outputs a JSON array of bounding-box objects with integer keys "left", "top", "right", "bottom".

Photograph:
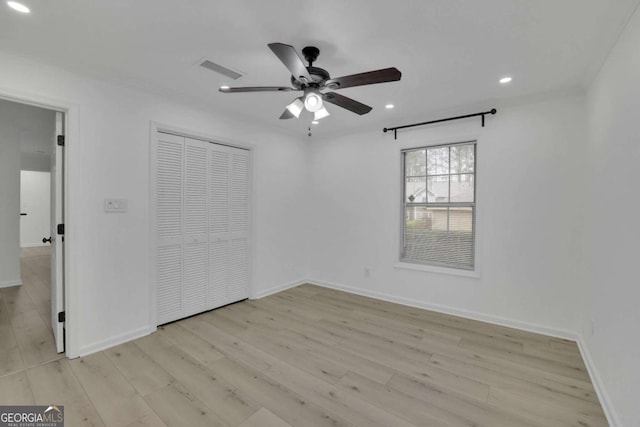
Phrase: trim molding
[
  {"left": 576, "top": 336, "right": 621, "bottom": 427},
  {"left": 77, "top": 325, "right": 154, "bottom": 358},
  {"left": 0, "top": 280, "right": 22, "bottom": 288},
  {"left": 20, "top": 243, "right": 48, "bottom": 248},
  {"left": 307, "top": 278, "right": 576, "bottom": 340},
  {"left": 251, "top": 279, "right": 307, "bottom": 300}
]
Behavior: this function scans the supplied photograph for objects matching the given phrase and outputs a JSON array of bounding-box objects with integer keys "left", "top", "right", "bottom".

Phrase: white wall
[
  {"left": 583, "top": 5, "right": 640, "bottom": 426},
  {"left": 0, "top": 51, "right": 309, "bottom": 357},
  {"left": 0, "top": 102, "right": 21, "bottom": 287},
  {"left": 307, "top": 95, "right": 587, "bottom": 336},
  {"left": 20, "top": 170, "right": 51, "bottom": 248}
]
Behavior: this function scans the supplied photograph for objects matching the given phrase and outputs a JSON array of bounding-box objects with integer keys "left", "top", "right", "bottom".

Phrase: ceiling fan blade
[
  {"left": 219, "top": 86, "right": 296, "bottom": 93},
  {"left": 279, "top": 109, "right": 295, "bottom": 119},
  {"left": 268, "top": 43, "right": 312, "bottom": 83},
  {"left": 324, "top": 67, "right": 401, "bottom": 90},
  {"left": 322, "top": 92, "right": 373, "bottom": 115}
]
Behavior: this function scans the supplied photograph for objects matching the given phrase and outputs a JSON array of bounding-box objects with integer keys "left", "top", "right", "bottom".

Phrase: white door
[
  {"left": 51, "top": 112, "right": 64, "bottom": 353},
  {"left": 20, "top": 171, "right": 51, "bottom": 248}
]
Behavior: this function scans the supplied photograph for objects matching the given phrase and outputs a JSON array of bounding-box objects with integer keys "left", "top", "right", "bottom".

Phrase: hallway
[{"left": 0, "top": 246, "right": 62, "bottom": 379}]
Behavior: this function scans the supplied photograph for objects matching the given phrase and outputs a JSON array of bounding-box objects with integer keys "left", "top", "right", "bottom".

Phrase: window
[{"left": 401, "top": 141, "right": 476, "bottom": 270}]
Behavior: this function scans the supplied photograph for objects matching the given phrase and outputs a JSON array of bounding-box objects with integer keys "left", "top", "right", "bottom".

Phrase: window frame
[{"left": 399, "top": 140, "right": 477, "bottom": 271}]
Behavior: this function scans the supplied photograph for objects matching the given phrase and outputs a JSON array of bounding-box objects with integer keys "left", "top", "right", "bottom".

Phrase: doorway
[{"left": 0, "top": 97, "right": 66, "bottom": 355}]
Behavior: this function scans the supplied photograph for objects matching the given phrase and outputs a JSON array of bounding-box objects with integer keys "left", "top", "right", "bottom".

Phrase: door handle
[
  {"left": 20, "top": 213, "right": 27, "bottom": 216},
  {"left": 42, "top": 237, "right": 52, "bottom": 244}
]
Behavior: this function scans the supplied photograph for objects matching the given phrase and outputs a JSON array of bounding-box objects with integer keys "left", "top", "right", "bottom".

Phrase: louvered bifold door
[
  {"left": 183, "top": 138, "right": 210, "bottom": 317},
  {"left": 228, "top": 147, "right": 250, "bottom": 302},
  {"left": 155, "top": 132, "right": 184, "bottom": 324},
  {"left": 208, "top": 144, "right": 230, "bottom": 308}
]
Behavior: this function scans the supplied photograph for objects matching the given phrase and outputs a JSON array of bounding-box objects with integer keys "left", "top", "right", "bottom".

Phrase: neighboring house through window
[{"left": 401, "top": 141, "right": 476, "bottom": 270}]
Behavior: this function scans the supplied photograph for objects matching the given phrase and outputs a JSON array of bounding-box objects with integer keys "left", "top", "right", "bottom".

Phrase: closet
[{"left": 152, "top": 131, "right": 251, "bottom": 325}]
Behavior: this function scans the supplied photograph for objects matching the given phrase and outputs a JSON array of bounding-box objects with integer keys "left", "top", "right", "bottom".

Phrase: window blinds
[{"left": 401, "top": 142, "right": 476, "bottom": 270}]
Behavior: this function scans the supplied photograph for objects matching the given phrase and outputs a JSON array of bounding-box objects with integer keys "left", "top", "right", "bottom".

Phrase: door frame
[
  {"left": 0, "top": 89, "right": 79, "bottom": 358},
  {"left": 148, "top": 121, "right": 255, "bottom": 331}
]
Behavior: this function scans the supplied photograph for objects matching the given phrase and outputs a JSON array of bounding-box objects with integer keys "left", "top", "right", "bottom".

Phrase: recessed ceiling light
[
  {"left": 385, "top": 104, "right": 395, "bottom": 109},
  {"left": 311, "top": 120, "right": 319, "bottom": 125},
  {"left": 499, "top": 76, "right": 512, "bottom": 84},
  {"left": 7, "top": 1, "right": 30, "bottom": 13}
]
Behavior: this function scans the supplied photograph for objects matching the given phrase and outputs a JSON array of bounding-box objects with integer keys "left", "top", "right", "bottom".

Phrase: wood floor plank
[
  {"left": 156, "top": 323, "right": 225, "bottom": 368},
  {"left": 207, "top": 357, "right": 352, "bottom": 427},
  {"left": 263, "top": 362, "right": 417, "bottom": 427},
  {"left": 179, "top": 317, "right": 274, "bottom": 372},
  {"left": 0, "top": 322, "right": 25, "bottom": 377},
  {"left": 386, "top": 372, "right": 543, "bottom": 427},
  {"left": 457, "top": 338, "right": 591, "bottom": 382},
  {"left": 104, "top": 341, "right": 174, "bottom": 397},
  {"left": 335, "top": 371, "right": 462, "bottom": 427},
  {"left": 144, "top": 382, "right": 229, "bottom": 427},
  {"left": 27, "top": 359, "right": 105, "bottom": 426},
  {"left": 488, "top": 384, "right": 608, "bottom": 427},
  {"left": 429, "top": 352, "right": 600, "bottom": 405},
  {"left": 10, "top": 307, "right": 61, "bottom": 368},
  {"left": 276, "top": 329, "right": 396, "bottom": 385},
  {"left": 420, "top": 335, "right": 598, "bottom": 397},
  {"left": 123, "top": 411, "right": 168, "bottom": 427},
  {"left": 68, "top": 352, "right": 158, "bottom": 427},
  {"left": 0, "top": 370, "right": 34, "bottom": 404},
  {"left": 135, "top": 331, "right": 260, "bottom": 426},
  {"left": 238, "top": 408, "right": 292, "bottom": 427}
]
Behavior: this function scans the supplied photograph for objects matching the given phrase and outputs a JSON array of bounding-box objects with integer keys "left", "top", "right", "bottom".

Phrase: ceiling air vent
[{"left": 199, "top": 59, "right": 243, "bottom": 80}]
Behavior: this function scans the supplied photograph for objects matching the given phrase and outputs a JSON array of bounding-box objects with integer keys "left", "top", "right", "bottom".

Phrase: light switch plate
[{"left": 104, "top": 198, "right": 128, "bottom": 213}]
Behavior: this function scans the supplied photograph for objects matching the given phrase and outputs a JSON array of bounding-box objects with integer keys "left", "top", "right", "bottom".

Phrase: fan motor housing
[{"left": 291, "top": 66, "right": 330, "bottom": 89}]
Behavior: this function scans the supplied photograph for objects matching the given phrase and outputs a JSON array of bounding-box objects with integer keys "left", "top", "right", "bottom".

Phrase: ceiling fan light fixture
[
  {"left": 314, "top": 107, "right": 330, "bottom": 121},
  {"left": 286, "top": 98, "right": 304, "bottom": 118},
  {"left": 304, "top": 92, "right": 323, "bottom": 113}
]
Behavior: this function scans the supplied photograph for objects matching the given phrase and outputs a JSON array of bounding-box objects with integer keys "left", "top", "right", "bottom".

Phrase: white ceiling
[{"left": 1, "top": 0, "right": 638, "bottom": 137}]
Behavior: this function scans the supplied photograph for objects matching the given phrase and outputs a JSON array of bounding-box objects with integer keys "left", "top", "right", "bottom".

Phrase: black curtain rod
[{"left": 383, "top": 108, "right": 497, "bottom": 140}]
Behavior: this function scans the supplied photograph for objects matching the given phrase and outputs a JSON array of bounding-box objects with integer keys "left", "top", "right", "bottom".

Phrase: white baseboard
[
  {"left": 77, "top": 325, "right": 155, "bottom": 358},
  {"left": 251, "top": 279, "right": 308, "bottom": 300},
  {"left": 20, "top": 243, "right": 48, "bottom": 248},
  {"left": 576, "top": 336, "right": 621, "bottom": 427},
  {"left": 0, "top": 280, "right": 22, "bottom": 288},
  {"left": 307, "top": 278, "right": 577, "bottom": 341}
]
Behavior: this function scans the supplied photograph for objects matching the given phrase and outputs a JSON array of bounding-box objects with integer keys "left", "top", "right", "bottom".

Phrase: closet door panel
[
  {"left": 230, "top": 149, "right": 250, "bottom": 234},
  {"left": 209, "top": 144, "right": 230, "bottom": 308},
  {"left": 156, "top": 245, "right": 183, "bottom": 324},
  {"left": 228, "top": 147, "right": 250, "bottom": 302},
  {"left": 209, "top": 239, "right": 228, "bottom": 307},
  {"left": 155, "top": 132, "right": 184, "bottom": 324},
  {"left": 183, "top": 138, "right": 210, "bottom": 316},
  {"left": 229, "top": 237, "right": 249, "bottom": 302}
]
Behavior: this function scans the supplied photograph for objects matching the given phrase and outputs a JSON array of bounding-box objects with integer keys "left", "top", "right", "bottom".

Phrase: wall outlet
[{"left": 104, "top": 198, "right": 128, "bottom": 213}]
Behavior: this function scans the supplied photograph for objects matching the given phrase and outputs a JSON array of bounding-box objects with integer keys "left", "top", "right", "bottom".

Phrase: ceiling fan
[{"left": 219, "top": 43, "right": 401, "bottom": 121}]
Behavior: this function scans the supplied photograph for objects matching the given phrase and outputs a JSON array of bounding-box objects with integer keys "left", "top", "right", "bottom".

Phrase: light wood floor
[{"left": 0, "top": 249, "right": 608, "bottom": 426}]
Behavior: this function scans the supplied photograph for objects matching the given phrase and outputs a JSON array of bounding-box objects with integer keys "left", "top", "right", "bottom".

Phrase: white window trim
[
  {"left": 394, "top": 262, "right": 480, "bottom": 278},
  {"left": 397, "top": 137, "right": 481, "bottom": 277}
]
